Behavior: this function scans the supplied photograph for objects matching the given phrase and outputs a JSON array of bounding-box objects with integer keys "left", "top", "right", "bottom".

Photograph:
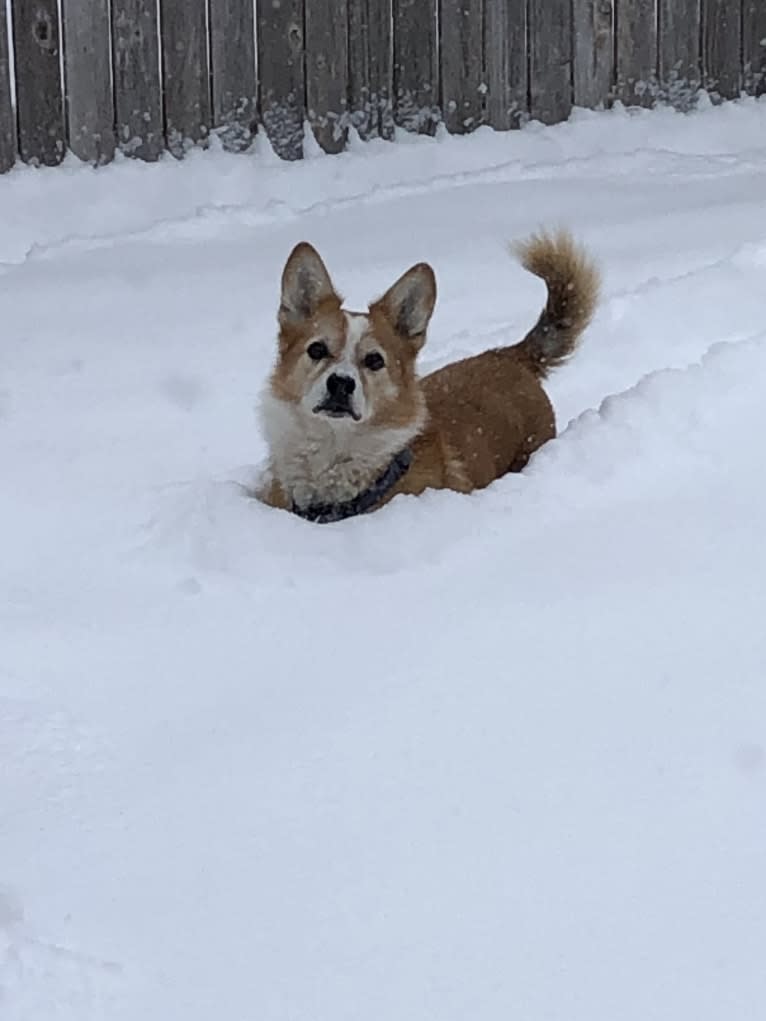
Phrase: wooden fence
[{"left": 0, "top": 0, "right": 764, "bottom": 174}]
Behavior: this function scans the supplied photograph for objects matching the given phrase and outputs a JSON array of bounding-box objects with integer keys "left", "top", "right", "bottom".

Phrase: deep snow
[{"left": 2, "top": 99, "right": 766, "bottom": 1021}]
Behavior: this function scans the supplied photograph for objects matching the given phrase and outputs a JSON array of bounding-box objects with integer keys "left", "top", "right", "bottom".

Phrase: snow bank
[{"left": 2, "top": 99, "right": 765, "bottom": 1021}]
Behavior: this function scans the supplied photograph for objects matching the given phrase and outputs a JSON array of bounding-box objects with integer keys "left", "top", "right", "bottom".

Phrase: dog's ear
[
  {"left": 371, "top": 263, "right": 436, "bottom": 348},
  {"left": 280, "top": 243, "right": 339, "bottom": 324}
]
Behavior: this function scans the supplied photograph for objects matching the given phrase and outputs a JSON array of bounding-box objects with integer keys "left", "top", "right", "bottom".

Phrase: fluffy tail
[{"left": 511, "top": 230, "right": 600, "bottom": 379}]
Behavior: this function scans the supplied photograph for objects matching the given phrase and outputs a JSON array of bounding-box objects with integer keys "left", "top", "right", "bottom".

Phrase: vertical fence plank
[
  {"left": 529, "top": 0, "right": 572, "bottom": 124},
  {"left": 393, "top": 0, "right": 439, "bottom": 134},
  {"left": 348, "top": 0, "right": 394, "bottom": 140},
  {"left": 160, "top": 0, "right": 211, "bottom": 156},
  {"left": 112, "top": 0, "right": 164, "bottom": 160},
  {"left": 573, "top": 0, "right": 614, "bottom": 109},
  {"left": 257, "top": 0, "right": 305, "bottom": 160},
  {"left": 11, "top": 0, "right": 65, "bottom": 166},
  {"left": 743, "top": 1, "right": 766, "bottom": 96},
  {"left": 484, "top": 0, "right": 527, "bottom": 129},
  {"left": 441, "top": 0, "right": 484, "bottom": 134},
  {"left": 0, "top": 0, "right": 15, "bottom": 172},
  {"left": 210, "top": 0, "right": 256, "bottom": 151},
  {"left": 658, "top": 0, "right": 700, "bottom": 109},
  {"left": 305, "top": 0, "right": 349, "bottom": 153},
  {"left": 615, "top": 0, "right": 657, "bottom": 106},
  {"left": 368, "top": 0, "right": 394, "bottom": 139},
  {"left": 61, "top": 0, "right": 115, "bottom": 164},
  {"left": 701, "top": 0, "right": 741, "bottom": 100}
]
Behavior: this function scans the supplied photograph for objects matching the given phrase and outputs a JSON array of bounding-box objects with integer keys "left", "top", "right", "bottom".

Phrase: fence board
[
  {"left": 349, "top": 0, "right": 394, "bottom": 140},
  {"left": 615, "top": 0, "right": 657, "bottom": 106},
  {"left": 160, "top": 0, "right": 211, "bottom": 156},
  {"left": 658, "top": 0, "right": 700, "bottom": 109},
  {"left": 209, "top": 0, "right": 256, "bottom": 151},
  {"left": 743, "top": 1, "right": 766, "bottom": 96},
  {"left": 0, "top": 0, "right": 14, "bottom": 172},
  {"left": 305, "top": 0, "right": 349, "bottom": 153},
  {"left": 573, "top": 0, "right": 614, "bottom": 109},
  {"left": 441, "top": 0, "right": 484, "bottom": 134},
  {"left": 11, "top": 0, "right": 65, "bottom": 166},
  {"left": 529, "top": 0, "right": 572, "bottom": 124},
  {"left": 701, "top": 0, "right": 741, "bottom": 100},
  {"left": 484, "top": 0, "right": 527, "bottom": 129},
  {"left": 111, "top": 0, "right": 163, "bottom": 160},
  {"left": 62, "top": 0, "right": 115, "bottom": 164},
  {"left": 393, "top": 0, "right": 439, "bottom": 133},
  {"left": 257, "top": 0, "right": 305, "bottom": 160}
]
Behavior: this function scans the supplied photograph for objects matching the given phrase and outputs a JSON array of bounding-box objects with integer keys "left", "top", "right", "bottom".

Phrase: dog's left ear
[{"left": 371, "top": 263, "right": 436, "bottom": 348}]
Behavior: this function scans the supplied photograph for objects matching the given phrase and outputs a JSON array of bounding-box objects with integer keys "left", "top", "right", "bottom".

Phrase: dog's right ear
[{"left": 280, "top": 243, "right": 339, "bottom": 325}]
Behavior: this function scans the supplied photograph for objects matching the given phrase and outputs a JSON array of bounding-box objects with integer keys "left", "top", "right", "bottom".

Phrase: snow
[{"left": 2, "top": 99, "right": 766, "bottom": 1020}]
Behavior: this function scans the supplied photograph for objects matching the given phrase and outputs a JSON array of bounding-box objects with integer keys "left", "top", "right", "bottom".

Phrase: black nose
[{"left": 326, "top": 373, "right": 356, "bottom": 399}]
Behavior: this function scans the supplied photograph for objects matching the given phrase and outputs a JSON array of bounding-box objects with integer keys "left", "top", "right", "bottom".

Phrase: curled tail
[{"left": 511, "top": 230, "right": 600, "bottom": 379}]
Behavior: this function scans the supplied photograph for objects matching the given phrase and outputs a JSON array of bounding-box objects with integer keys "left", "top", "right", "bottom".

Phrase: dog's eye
[
  {"left": 307, "top": 340, "right": 329, "bottom": 361},
  {"left": 363, "top": 351, "right": 385, "bottom": 372}
]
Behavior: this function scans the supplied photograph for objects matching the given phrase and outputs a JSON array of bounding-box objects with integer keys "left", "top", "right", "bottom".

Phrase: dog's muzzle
[{"left": 314, "top": 373, "right": 361, "bottom": 421}]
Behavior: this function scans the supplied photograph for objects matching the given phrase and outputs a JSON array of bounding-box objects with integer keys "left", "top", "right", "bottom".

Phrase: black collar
[{"left": 292, "top": 448, "right": 412, "bottom": 524}]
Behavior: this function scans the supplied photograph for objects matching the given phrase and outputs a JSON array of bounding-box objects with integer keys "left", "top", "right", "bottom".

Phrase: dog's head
[{"left": 269, "top": 242, "right": 436, "bottom": 431}]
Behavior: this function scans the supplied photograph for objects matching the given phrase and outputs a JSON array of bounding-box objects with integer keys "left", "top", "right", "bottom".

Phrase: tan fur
[{"left": 259, "top": 230, "right": 600, "bottom": 517}]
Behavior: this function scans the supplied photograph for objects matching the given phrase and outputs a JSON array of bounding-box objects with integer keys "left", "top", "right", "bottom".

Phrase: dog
[{"left": 257, "top": 230, "right": 599, "bottom": 522}]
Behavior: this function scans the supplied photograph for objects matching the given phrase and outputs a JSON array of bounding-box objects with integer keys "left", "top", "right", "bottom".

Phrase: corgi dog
[{"left": 258, "top": 230, "right": 599, "bottom": 522}]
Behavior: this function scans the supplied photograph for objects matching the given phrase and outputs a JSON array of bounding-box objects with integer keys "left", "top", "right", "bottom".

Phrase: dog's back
[
  {"left": 410, "top": 231, "right": 600, "bottom": 489},
  {"left": 420, "top": 348, "right": 556, "bottom": 488}
]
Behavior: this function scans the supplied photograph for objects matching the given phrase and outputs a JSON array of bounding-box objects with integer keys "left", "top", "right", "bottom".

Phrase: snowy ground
[{"left": 2, "top": 98, "right": 766, "bottom": 1021}]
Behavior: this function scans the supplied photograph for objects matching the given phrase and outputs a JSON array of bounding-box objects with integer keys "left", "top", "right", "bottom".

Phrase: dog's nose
[{"left": 326, "top": 373, "right": 356, "bottom": 399}]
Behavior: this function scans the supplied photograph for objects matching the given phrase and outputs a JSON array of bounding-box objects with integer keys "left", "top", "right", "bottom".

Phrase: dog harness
[{"left": 291, "top": 448, "right": 413, "bottom": 524}]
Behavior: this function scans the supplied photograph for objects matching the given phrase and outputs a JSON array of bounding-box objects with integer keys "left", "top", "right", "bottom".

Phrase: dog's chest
[
  {"left": 260, "top": 395, "right": 410, "bottom": 508},
  {"left": 280, "top": 433, "right": 384, "bottom": 507}
]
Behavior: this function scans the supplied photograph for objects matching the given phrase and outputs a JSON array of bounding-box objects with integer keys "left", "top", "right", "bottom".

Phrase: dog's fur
[{"left": 258, "top": 230, "right": 600, "bottom": 517}]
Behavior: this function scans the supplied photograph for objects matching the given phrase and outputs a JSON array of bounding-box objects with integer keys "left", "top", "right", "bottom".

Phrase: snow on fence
[{"left": 0, "top": 0, "right": 764, "bottom": 173}]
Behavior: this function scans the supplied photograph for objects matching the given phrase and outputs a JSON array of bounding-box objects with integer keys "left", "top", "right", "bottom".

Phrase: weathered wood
[
  {"left": 305, "top": 0, "right": 349, "bottom": 153},
  {"left": 0, "top": 0, "right": 15, "bottom": 172},
  {"left": 484, "top": 0, "right": 527, "bottom": 129},
  {"left": 61, "top": 0, "right": 115, "bottom": 164},
  {"left": 528, "top": 0, "right": 573, "bottom": 124},
  {"left": 615, "top": 0, "right": 657, "bottom": 106},
  {"left": 701, "top": 0, "right": 741, "bottom": 100},
  {"left": 658, "top": 0, "right": 700, "bottom": 109},
  {"left": 11, "top": 0, "right": 65, "bottom": 166},
  {"left": 573, "top": 0, "right": 614, "bottom": 109},
  {"left": 209, "top": 0, "right": 257, "bottom": 151},
  {"left": 160, "top": 0, "right": 211, "bottom": 156},
  {"left": 393, "top": 0, "right": 439, "bottom": 134},
  {"left": 111, "top": 0, "right": 164, "bottom": 161},
  {"left": 257, "top": 0, "right": 305, "bottom": 160},
  {"left": 441, "top": 0, "right": 484, "bottom": 134},
  {"left": 348, "top": 0, "right": 394, "bottom": 140},
  {"left": 743, "top": 1, "right": 766, "bottom": 96}
]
